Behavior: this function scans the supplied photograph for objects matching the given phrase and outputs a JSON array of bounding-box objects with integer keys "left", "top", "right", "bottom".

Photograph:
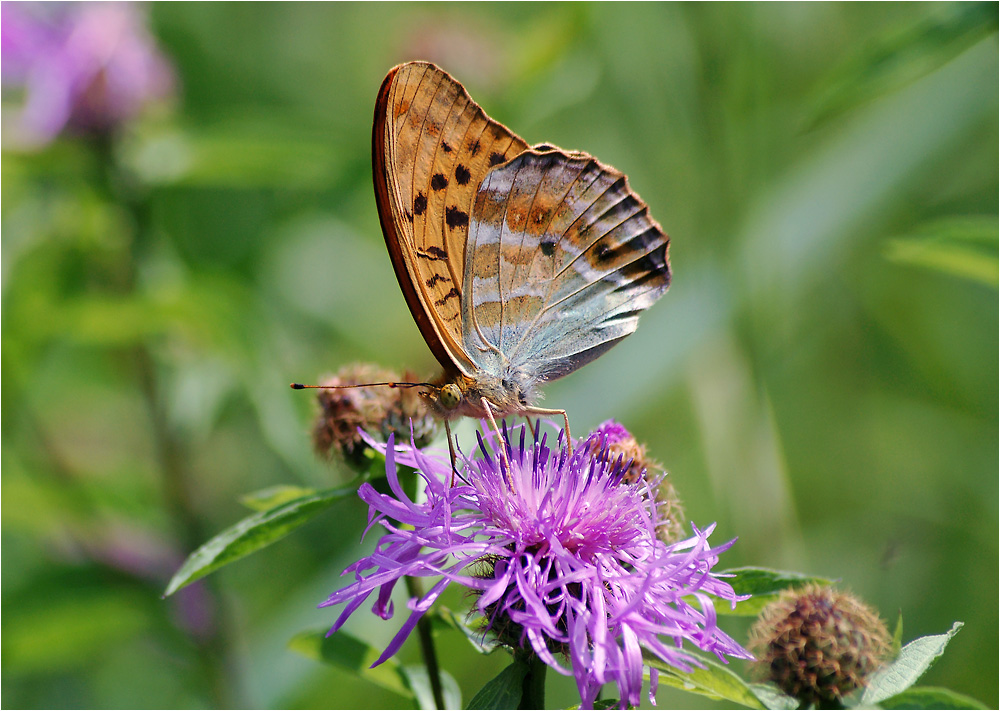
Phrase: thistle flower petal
[{"left": 320, "top": 422, "right": 753, "bottom": 708}]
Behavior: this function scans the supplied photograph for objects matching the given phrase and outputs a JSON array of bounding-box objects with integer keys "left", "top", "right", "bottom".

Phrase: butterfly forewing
[
  {"left": 373, "top": 62, "right": 529, "bottom": 376},
  {"left": 462, "top": 149, "right": 671, "bottom": 382}
]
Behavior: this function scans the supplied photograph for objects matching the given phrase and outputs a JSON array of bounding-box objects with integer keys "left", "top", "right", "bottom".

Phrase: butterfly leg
[
  {"left": 444, "top": 418, "right": 458, "bottom": 487},
  {"left": 480, "top": 397, "right": 512, "bottom": 477},
  {"left": 523, "top": 406, "right": 572, "bottom": 455}
]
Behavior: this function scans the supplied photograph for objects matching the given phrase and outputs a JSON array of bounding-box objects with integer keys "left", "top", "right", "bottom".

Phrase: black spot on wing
[
  {"left": 470, "top": 140, "right": 481, "bottom": 156},
  {"left": 434, "top": 287, "right": 460, "bottom": 306},
  {"left": 540, "top": 239, "right": 556, "bottom": 257},
  {"left": 606, "top": 194, "right": 641, "bottom": 222},
  {"left": 414, "top": 192, "right": 427, "bottom": 216},
  {"left": 616, "top": 237, "right": 671, "bottom": 290},
  {"left": 441, "top": 141, "right": 453, "bottom": 153},
  {"left": 488, "top": 152, "right": 505, "bottom": 167},
  {"left": 417, "top": 246, "right": 448, "bottom": 261},
  {"left": 431, "top": 173, "right": 449, "bottom": 190},
  {"left": 455, "top": 164, "right": 471, "bottom": 185},
  {"left": 426, "top": 274, "right": 446, "bottom": 287},
  {"left": 445, "top": 206, "right": 469, "bottom": 230}
]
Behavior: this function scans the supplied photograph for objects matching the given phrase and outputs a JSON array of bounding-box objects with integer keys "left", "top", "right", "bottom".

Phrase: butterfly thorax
[{"left": 428, "top": 368, "right": 536, "bottom": 421}]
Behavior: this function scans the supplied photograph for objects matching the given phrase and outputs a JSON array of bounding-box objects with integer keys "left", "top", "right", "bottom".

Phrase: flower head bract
[{"left": 321, "top": 422, "right": 752, "bottom": 708}]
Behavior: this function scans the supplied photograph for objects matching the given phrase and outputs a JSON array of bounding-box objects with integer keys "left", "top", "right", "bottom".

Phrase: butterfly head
[
  {"left": 438, "top": 382, "right": 462, "bottom": 410},
  {"left": 425, "top": 368, "right": 537, "bottom": 422}
]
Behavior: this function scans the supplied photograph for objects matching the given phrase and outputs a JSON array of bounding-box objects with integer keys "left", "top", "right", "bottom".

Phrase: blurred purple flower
[
  {"left": 1, "top": 1, "right": 174, "bottom": 144},
  {"left": 321, "top": 423, "right": 752, "bottom": 709}
]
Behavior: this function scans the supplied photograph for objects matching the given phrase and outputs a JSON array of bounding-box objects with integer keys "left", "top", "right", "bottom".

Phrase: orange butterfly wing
[{"left": 373, "top": 62, "right": 529, "bottom": 376}]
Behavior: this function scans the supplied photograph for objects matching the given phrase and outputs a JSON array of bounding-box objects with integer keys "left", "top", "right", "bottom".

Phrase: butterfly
[
  {"left": 371, "top": 61, "right": 671, "bottom": 448},
  {"left": 296, "top": 61, "right": 671, "bottom": 463}
]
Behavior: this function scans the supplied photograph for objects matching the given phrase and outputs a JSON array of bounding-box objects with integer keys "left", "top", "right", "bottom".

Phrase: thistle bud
[
  {"left": 749, "top": 584, "right": 892, "bottom": 707},
  {"left": 587, "top": 420, "right": 686, "bottom": 542},
  {"left": 312, "top": 363, "right": 436, "bottom": 467}
]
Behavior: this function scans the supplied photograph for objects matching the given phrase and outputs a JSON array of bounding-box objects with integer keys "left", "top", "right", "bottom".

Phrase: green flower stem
[
  {"left": 405, "top": 576, "right": 446, "bottom": 709},
  {"left": 516, "top": 649, "right": 547, "bottom": 710}
]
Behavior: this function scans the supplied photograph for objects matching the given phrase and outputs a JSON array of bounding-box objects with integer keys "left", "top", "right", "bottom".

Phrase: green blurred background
[{"left": 2, "top": 2, "right": 997, "bottom": 708}]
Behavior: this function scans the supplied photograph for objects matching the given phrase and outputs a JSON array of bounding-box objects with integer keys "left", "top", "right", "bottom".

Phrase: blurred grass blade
[
  {"left": 877, "top": 686, "right": 989, "bottom": 710},
  {"left": 644, "top": 650, "right": 765, "bottom": 708},
  {"left": 741, "top": 39, "right": 996, "bottom": 300},
  {"left": 711, "top": 567, "right": 833, "bottom": 616},
  {"left": 164, "top": 483, "right": 358, "bottom": 596},
  {"left": 859, "top": 622, "right": 964, "bottom": 706},
  {"left": 467, "top": 660, "right": 528, "bottom": 710},
  {"left": 288, "top": 629, "right": 413, "bottom": 700},
  {"left": 806, "top": 4, "right": 997, "bottom": 128},
  {"left": 885, "top": 215, "right": 998, "bottom": 287}
]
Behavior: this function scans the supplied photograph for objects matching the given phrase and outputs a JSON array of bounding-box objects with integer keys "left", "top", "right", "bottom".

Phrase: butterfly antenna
[{"left": 290, "top": 381, "right": 435, "bottom": 391}]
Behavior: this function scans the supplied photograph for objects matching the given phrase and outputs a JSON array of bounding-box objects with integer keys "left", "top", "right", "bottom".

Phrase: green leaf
[
  {"left": 645, "top": 650, "right": 764, "bottom": 709},
  {"left": 400, "top": 665, "right": 462, "bottom": 711},
  {"left": 466, "top": 660, "right": 527, "bottom": 710},
  {"left": 858, "top": 622, "right": 964, "bottom": 706},
  {"left": 747, "top": 683, "right": 800, "bottom": 711},
  {"left": 431, "top": 608, "right": 500, "bottom": 655},
  {"left": 877, "top": 685, "right": 988, "bottom": 710},
  {"left": 712, "top": 567, "right": 834, "bottom": 616},
  {"left": 885, "top": 216, "right": 998, "bottom": 286},
  {"left": 164, "top": 483, "right": 358, "bottom": 596},
  {"left": 287, "top": 629, "right": 412, "bottom": 700},
  {"left": 240, "top": 485, "right": 317, "bottom": 511},
  {"left": 891, "top": 612, "right": 904, "bottom": 656}
]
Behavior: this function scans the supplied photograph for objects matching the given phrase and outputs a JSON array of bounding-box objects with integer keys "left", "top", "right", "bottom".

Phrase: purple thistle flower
[
  {"left": 1, "top": 1, "right": 175, "bottom": 145},
  {"left": 321, "top": 423, "right": 753, "bottom": 709}
]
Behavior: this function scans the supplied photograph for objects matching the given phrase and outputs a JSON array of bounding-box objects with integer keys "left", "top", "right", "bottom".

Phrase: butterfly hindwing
[
  {"left": 462, "top": 149, "right": 671, "bottom": 382},
  {"left": 373, "top": 62, "right": 529, "bottom": 376}
]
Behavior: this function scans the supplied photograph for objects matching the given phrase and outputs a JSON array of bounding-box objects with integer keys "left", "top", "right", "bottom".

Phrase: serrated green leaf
[
  {"left": 466, "top": 660, "right": 527, "bottom": 710},
  {"left": 240, "top": 485, "right": 317, "bottom": 511},
  {"left": 859, "top": 622, "right": 964, "bottom": 706},
  {"left": 287, "top": 629, "right": 412, "bottom": 699},
  {"left": 747, "top": 683, "right": 799, "bottom": 710},
  {"left": 877, "top": 685, "right": 988, "bottom": 710},
  {"left": 644, "top": 650, "right": 764, "bottom": 709},
  {"left": 711, "top": 567, "right": 834, "bottom": 616},
  {"left": 400, "top": 664, "right": 462, "bottom": 711},
  {"left": 164, "top": 483, "right": 358, "bottom": 596}
]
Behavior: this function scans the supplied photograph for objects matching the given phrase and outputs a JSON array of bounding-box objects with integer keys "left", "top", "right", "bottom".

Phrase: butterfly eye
[{"left": 439, "top": 383, "right": 462, "bottom": 410}]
